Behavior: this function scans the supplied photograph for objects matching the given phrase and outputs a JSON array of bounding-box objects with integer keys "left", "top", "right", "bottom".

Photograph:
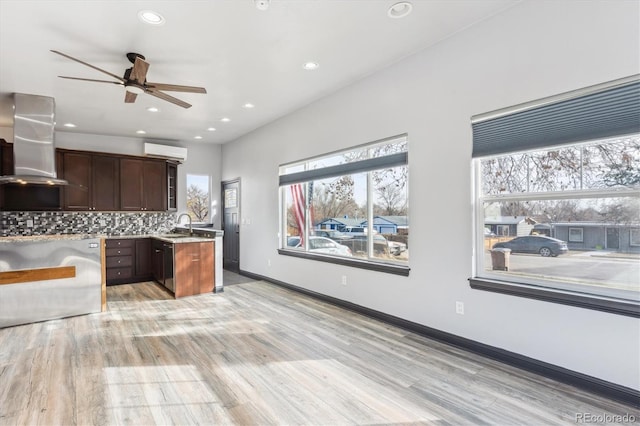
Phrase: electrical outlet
[
  {"left": 341, "top": 275, "right": 347, "bottom": 286},
  {"left": 456, "top": 301, "right": 465, "bottom": 315},
  {"left": 26, "top": 219, "right": 33, "bottom": 228},
  {"left": 99, "top": 219, "right": 106, "bottom": 227}
]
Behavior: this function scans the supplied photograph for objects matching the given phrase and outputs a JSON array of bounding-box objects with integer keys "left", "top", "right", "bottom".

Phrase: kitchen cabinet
[
  {"left": 174, "top": 241, "right": 214, "bottom": 298},
  {"left": 167, "top": 161, "right": 177, "bottom": 211},
  {"left": 105, "top": 238, "right": 152, "bottom": 285},
  {"left": 61, "top": 151, "right": 120, "bottom": 211},
  {"left": 93, "top": 155, "right": 120, "bottom": 210},
  {"left": 105, "top": 238, "right": 133, "bottom": 284},
  {"left": 151, "top": 239, "right": 214, "bottom": 298},
  {"left": 1, "top": 139, "right": 11, "bottom": 174},
  {"left": 135, "top": 239, "right": 152, "bottom": 278},
  {"left": 1, "top": 144, "right": 177, "bottom": 212},
  {"left": 120, "top": 158, "right": 167, "bottom": 211}
]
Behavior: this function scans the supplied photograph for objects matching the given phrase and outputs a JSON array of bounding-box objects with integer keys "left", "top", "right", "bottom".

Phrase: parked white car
[
  {"left": 387, "top": 240, "right": 407, "bottom": 256},
  {"left": 288, "top": 236, "right": 353, "bottom": 257}
]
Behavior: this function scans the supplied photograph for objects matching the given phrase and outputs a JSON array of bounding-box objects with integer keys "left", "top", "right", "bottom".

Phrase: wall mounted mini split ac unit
[{"left": 143, "top": 142, "right": 188, "bottom": 162}]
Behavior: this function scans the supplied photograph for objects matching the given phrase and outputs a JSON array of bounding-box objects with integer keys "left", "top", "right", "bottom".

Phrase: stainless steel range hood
[{"left": 0, "top": 93, "right": 67, "bottom": 185}]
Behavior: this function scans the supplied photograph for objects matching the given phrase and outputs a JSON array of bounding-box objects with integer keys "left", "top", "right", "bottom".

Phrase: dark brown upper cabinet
[
  {"left": 61, "top": 150, "right": 120, "bottom": 211},
  {"left": 1, "top": 143, "right": 176, "bottom": 212},
  {"left": 167, "top": 161, "right": 177, "bottom": 211},
  {"left": 120, "top": 158, "right": 167, "bottom": 211}
]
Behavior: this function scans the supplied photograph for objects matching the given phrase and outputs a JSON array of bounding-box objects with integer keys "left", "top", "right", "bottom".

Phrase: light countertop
[{"left": 0, "top": 233, "right": 219, "bottom": 244}]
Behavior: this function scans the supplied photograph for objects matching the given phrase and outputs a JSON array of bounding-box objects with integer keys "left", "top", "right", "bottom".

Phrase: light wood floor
[{"left": 0, "top": 274, "right": 638, "bottom": 425}]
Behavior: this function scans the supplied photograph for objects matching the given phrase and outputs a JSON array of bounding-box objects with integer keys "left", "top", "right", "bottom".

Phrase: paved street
[{"left": 484, "top": 250, "right": 640, "bottom": 292}]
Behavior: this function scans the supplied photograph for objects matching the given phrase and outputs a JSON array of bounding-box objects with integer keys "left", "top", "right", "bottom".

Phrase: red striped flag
[{"left": 291, "top": 184, "right": 306, "bottom": 246}]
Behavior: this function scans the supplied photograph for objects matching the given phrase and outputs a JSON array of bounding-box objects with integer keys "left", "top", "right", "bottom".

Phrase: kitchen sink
[{"left": 160, "top": 234, "right": 191, "bottom": 239}]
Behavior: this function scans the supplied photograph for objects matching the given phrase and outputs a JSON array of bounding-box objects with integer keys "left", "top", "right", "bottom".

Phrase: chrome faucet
[{"left": 177, "top": 213, "right": 193, "bottom": 235}]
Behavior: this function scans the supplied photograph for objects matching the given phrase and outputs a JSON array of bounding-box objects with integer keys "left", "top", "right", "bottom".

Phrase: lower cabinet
[
  {"left": 174, "top": 241, "right": 214, "bottom": 298},
  {"left": 105, "top": 238, "right": 152, "bottom": 285},
  {"left": 139, "top": 238, "right": 215, "bottom": 297},
  {"left": 135, "top": 239, "right": 151, "bottom": 278}
]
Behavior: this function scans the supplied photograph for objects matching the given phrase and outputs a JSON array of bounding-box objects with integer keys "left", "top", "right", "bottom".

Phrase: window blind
[
  {"left": 279, "top": 152, "right": 407, "bottom": 186},
  {"left": 471, "top": 75, "right": 640, "bottom": 158}
]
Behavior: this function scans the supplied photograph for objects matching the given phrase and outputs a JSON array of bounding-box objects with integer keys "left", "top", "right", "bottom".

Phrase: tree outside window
[{"left": 186, "top": 174, "right": 210, "bottom": 222}]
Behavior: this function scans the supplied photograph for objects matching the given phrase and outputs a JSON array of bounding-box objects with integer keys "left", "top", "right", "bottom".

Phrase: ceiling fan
[{"left": 50, "top": 50, "right": 207, "bottom": 108}]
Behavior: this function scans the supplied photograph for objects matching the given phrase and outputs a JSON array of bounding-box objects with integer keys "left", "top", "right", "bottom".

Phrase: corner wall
[{"left": 221, "top": 1, "right": 640, "bottom": 390}]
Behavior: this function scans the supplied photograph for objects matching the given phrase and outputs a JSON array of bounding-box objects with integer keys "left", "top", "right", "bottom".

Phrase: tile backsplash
[{"left": 0, "top": 211, "right": 177, "bottom": 237}]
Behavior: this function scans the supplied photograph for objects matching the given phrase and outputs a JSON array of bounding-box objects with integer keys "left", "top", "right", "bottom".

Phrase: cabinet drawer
[
  {"left": 106, "top": 256, "right": 133, "bottom": 268},
  {"left": 106, "top": 267, "right": 133, "bottom": 281},
  {"left": 106, "top": 239, "right": 134, "bottom": 248},
  {"left": 106, "top": 247, "right": 133, "bottom": 257}
]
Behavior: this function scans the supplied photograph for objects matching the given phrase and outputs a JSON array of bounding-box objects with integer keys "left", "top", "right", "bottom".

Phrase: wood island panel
[{"left": 0, "top": 266, "right": 76, "bottom": 285}]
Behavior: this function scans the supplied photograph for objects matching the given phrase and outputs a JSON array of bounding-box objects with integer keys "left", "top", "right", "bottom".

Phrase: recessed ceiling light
[
  {"left": 221, "top": 117, "right": 231, "bottom": 122},
  {"left": 136, "top": 130, "right": 146, "bottom": 134},
  {"left": 255, "top": 0, "right": 270, "bottom": 11},
  {"left": 387, "top": 2, "right": 413, "bottom": 18},
  {"left": 207, "top": 127, "right": 216, "bottom": 132},
  {"left": 146, "top": 106, "right": 159, "bottom": 112},
  {"left": 243, "top": 103, "right": 255, "bottom": 109},
  {"left": 302, "top": 62, "right": 319, "bottom": 71},
  {"left": 63, "top": 123, "right": 76, "bottom": 128},
  {"left": 194, "top": 136, "right": 203, "bottom": 140},
  {"left": 138, "top": 10, "right": 165, "bottom": 25}
]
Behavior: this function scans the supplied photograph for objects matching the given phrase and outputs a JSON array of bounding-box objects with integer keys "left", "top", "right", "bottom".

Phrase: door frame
[{"left": 221, "top": 178, "right": 241, "bottom": 272}]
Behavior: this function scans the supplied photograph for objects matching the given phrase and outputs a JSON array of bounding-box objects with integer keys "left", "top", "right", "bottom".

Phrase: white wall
[
  {"left": 220, "top": 0, "right": 640, "bottom": 390},
  {"left": 56, "top": 131, "right": 223, "bottom": 227}
]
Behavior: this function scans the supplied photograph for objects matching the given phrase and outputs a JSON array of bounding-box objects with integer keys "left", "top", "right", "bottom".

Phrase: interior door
[{"left": 222, "top": 179, "right": 240, "bottom": 273}]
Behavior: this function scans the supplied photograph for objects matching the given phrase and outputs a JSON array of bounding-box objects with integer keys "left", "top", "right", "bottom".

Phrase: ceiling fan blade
[
  {"left": 146, "top": 89, "right": 192, "bottom": 109},
  {"left": 145, "top": 82, "right": 207, "bottom": 94},
  {"left": 125, "top": 91, "right": 138, "bottom": 103},
  {"left": 130, "top": 56, "right": 150, "bottom": 84},
  {"left": 58, "top": 76, "right": 124, "bottom": 86},
  {"left": 51, "top": 50, "right": 125, "bottom": 82}
]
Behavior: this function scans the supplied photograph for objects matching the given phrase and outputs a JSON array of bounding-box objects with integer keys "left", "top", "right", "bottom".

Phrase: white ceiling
[{"left": 0, "top": 0, "right": 518, "bottom": 145}]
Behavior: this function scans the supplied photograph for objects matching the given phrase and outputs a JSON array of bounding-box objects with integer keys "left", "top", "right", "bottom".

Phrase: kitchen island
[
  {"left": 0, "top": 235, "right": 103, "bottom": 328},
  {"left": 0, "top": 228, "right": 224, "bottom": 328}
]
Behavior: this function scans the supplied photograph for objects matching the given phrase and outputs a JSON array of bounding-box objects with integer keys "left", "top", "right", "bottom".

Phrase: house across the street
[{"left": 316, "top": 215, "right": 408, "bottom": 235}]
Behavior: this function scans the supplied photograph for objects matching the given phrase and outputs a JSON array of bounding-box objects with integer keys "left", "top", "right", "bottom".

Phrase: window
[
  {"left": 278, "top": 135, "right": 409, "bottom": 275},
  {"left": 568, "top": 228, "right": 584, "bottom": 243},
  {"left": 186, "top": 174, "right": 210, "bottom": 223},
  {"left": 497, "top": 225, "right": 510, "bottom": 236},
  {"left": 471, "top": 75, "right": 640, "bottom": 316}
]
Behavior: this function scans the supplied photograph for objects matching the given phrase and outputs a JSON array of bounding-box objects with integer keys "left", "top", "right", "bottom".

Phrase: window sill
[
  {"left": 469, "top": 277, "right": 639, "bottom": 318},
  {"left": 278, "top": 249, "right": 410, "bottom": 276}
]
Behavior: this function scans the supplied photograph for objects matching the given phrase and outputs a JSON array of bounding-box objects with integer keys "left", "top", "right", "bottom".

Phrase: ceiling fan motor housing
[{"left": 126, "top": 52, "right": 146, "bottom": 64}]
